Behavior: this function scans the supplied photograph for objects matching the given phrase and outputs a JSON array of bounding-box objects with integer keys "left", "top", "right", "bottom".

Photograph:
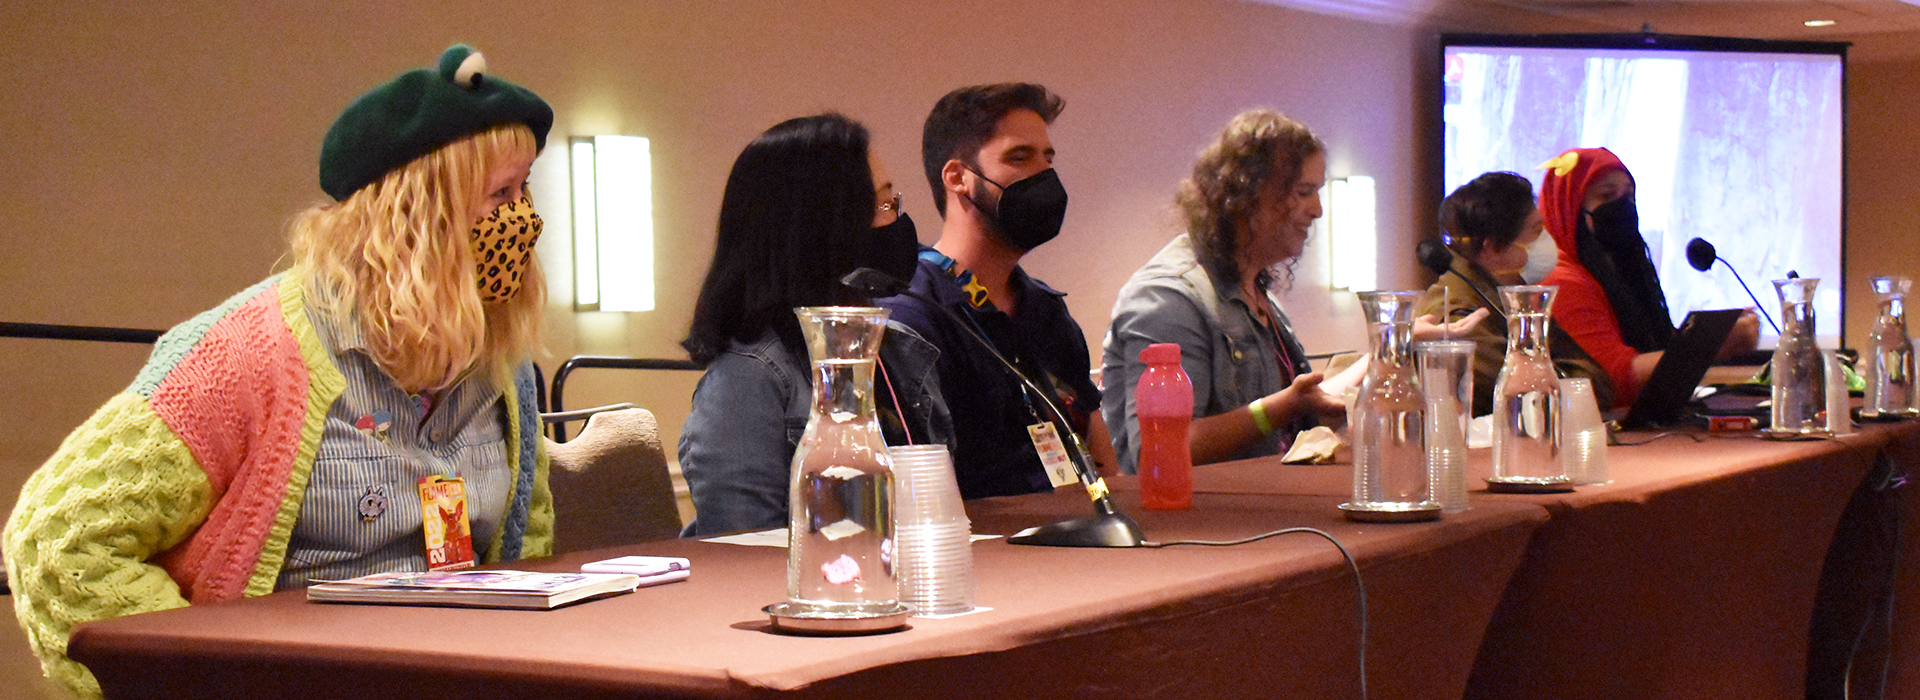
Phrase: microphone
[
  {"left": 1684, "top": 237, "right": 1716, "bottom": 272},
  {"left": 1684, "top": 238, "right": 1780, "bottom": 335},
  {"left": 1416, "top": 239, "right": 1508, "bottom": 323},
  {"left": 840, "top": 268, "right": 1145, "bottom": 548}
]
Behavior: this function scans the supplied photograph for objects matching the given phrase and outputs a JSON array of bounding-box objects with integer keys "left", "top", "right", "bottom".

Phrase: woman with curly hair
[
  {"left": 1100, "top": 109, "right": 1348, "bottom": 472},
  {"left": 5, "top": 45, "right": 555, "bottom": 699}
]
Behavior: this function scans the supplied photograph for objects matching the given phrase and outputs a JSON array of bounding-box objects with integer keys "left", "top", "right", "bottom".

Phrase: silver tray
[
  {"left": 1484, "top": 476, "right": 1575, "bottom": 494},
  {"left": 1760, "top": 428, "right": 1832, "bottom": 441},
  {"left": 763, "top": 601, "right": 913, "bottom": 636},
  {"left": 1338, "top": 501, "right": 1442, "bottom": 523}
]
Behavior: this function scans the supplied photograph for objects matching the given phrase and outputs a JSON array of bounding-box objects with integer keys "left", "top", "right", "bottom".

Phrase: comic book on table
[{"left": 306, "top": 570, "right": 641, "bottom": 610}]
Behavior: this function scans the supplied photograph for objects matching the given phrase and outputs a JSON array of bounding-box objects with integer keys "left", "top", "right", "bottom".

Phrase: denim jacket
[
  {"left": 1102, "top": 234, "right": 1313, "bottom": 473},
  {"left": 678, "top": 322, "right": 950, "bottom": 536}
]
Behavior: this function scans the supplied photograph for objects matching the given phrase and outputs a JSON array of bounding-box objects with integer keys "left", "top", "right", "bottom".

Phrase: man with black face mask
[{"left": 875, "top": 83, "right": 1107, "bottom": 501}]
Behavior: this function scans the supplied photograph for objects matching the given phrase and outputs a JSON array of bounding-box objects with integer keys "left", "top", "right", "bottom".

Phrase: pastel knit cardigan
[{"left": 4, "top": 276, "right": 554, "bottom": 699}]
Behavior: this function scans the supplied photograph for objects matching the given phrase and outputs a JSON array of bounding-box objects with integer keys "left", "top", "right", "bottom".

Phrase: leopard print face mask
[{"left": 470, "top": 196, "right": 542, "bottom": 303}]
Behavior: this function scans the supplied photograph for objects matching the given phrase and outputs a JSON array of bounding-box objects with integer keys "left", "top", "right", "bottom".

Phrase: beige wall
[
  {"left": 1, "top": 1, "right": 1915, "bottom": 696},
  {"left": 0, "top": 4, "right": 1435, "bottom": 693},
  {"left": 1845, "top": 53, "right": 1920, "bottom": 350},
  {"left": 0, "top": 0, "right": 1447, "bottom": 515}
]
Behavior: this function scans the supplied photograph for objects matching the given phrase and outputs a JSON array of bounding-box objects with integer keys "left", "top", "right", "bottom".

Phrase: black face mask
[
  {"left": 862, "top": 211, "right": 921, "bottom": 286},
  {"left": 1586, "top": 196, "right": 1642, "bottom": 253},
  {"left": 1575, "top": 195, "right": 1674, "bottom": 351},
  {"left": 970, "top": 167, "right": 1069, "bottom": 251}
]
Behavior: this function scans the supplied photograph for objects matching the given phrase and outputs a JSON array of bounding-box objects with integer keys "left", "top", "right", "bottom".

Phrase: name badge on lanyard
[
  {"left": 1028, "top": 422, "right": 1079, "bottom": 488},
  {"left": 419, "top": 475, "right": 476, "bottom": 571}
]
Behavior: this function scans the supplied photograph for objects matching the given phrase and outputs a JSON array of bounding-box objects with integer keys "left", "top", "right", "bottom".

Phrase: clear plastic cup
[
  {"left": 1416, "top": 340, "right": 1475, "bottom": 511},
  {"left": 1559, "top": 377, "right": 1609, "bottom": 485},
  {"left": 889, "top": 445, "right": 975, "bottom": 615}
]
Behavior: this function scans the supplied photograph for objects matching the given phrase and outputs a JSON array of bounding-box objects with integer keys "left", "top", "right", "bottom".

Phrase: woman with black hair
[{"left": 679, "top": 114, "right": 950, "bottom": 536}]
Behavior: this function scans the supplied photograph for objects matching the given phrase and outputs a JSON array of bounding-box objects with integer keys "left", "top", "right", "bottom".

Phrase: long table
[
  {"left": 69, "top": 487, "right": 1546, "bottom": 699},
  {"left": 65, "top": 420, "right": 1919, "bottom": 699},
  {"left": 1207, "top": 424, "right": 1913, "bottom": 699}
]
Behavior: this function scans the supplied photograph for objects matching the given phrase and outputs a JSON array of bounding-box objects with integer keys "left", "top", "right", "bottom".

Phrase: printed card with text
[
  {"left": 1028, "top": 422, "right": 1078, "bottom": 488},
  {"left": 419, "top": 475, "right": 475, "bottom": 571}
]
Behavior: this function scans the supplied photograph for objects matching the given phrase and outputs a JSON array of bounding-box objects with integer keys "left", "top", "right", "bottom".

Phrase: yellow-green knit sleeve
[
  {"left": 4, "top": 393, "right": 214, "bottom": 700},
  {"left": 522, "top": 439, "right": 555, "bottom": 558}
]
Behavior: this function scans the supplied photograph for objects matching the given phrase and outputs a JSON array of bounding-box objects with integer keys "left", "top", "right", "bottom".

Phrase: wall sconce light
[
  {"left": 1327, "top": 175, "right": 1377, "bottom": 291},
  {"left": 570, "top": 135, "right": 654, "bottom": 312}
]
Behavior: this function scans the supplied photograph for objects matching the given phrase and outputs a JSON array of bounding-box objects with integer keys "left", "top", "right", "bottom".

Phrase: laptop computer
[{"left": 1615, "top": 308, "right": 1748, "bottom": 429}]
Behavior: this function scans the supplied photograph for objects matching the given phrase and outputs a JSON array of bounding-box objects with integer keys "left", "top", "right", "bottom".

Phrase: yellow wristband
[{"left": 1248, "top": 397, "right": 1275, "bottom": 436}]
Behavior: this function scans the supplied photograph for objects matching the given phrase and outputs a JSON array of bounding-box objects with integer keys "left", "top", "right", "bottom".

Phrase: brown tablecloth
[
  {"left": 66, "top": 421, "right": 1920, "bottom": 699},
  {"left": 1460, "top": 424, "right": 1912, "bottom": 700},
  {"left": 1185, "top": 422, "right": 1917, "bottom": 699},
  {"left": 1883, "top": 423, "right": 1920, "bottom": 700},
  {"left": 69, "top": 478, "right": 1546, "bottom": 699}
]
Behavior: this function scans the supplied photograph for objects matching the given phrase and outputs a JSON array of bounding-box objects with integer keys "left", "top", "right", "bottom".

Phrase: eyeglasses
[{"left": 878, "top": 192, "right": 903, "bottom": 216}]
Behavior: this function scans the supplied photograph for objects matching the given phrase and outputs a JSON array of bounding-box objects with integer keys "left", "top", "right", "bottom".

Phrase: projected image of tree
[{"left": 1443, "top": 46, "right": 1844, "bottom": 344}]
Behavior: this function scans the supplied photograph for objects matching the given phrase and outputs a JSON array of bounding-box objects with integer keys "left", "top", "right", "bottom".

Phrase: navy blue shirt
[{"left": 876, "top": 251, "right": 1101, "bottom": 500}]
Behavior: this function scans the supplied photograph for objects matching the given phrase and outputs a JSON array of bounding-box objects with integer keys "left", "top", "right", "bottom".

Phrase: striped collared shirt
[{"left": 276, "top": 305, "right": 512, "bottom": 588}]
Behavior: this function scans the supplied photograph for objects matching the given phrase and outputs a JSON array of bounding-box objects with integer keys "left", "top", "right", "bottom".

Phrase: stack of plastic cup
[
  {"left": 889, "top": 444, "right": 975, "bottom": 616},
  {"left": 1416, "top": 340, "right": 1475, "bottom": 511},
  {"left": 1559, "top": 377, "right": 1610, "bottom": 485}
]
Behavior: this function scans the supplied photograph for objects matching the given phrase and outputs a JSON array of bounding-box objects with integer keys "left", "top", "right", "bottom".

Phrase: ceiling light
[{"left": 1804, "top": 19, "right": 1836, "bottom": 27}]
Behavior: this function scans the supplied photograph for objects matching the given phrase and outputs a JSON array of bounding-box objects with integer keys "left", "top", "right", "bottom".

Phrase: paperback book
[{"left": 307, "top": 570, "right": 640, "bottom": 610}]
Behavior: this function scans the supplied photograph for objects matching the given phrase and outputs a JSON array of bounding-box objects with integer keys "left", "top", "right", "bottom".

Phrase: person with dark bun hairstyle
[
  {"left": 6, "top": 46, "right": 555, "bottom": 699},
  {"left": 679, "top": 114, "right": 949, "bottom": 536},
  {"left": 1417, "top": 171, "right": 1615, "bottom": 415}
]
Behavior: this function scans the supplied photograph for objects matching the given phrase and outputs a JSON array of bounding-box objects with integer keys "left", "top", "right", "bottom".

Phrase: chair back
[{"left": 542, "top": 407, "right": 681, "bottom": 552}]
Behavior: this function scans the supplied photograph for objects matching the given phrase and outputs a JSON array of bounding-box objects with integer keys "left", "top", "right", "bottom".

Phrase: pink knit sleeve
[{"left": 147, "top": 286, "right": 312, "bottom": 603}]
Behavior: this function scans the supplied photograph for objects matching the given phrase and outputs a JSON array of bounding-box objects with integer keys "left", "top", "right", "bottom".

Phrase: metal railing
[
  {"left": 548, "top": 355, "right": 701, "bottom": 442},
  {"left": 1, "top": 322, "right": 163, "bottom": 344}
]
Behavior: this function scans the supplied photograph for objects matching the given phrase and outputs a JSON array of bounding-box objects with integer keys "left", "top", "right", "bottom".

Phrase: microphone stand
[
  {"left": 1707, "top": 257, "right": 1781, "bottom": 335},
  {"left": 842, "top": 269, "right": 1145, "bottom": 548}
]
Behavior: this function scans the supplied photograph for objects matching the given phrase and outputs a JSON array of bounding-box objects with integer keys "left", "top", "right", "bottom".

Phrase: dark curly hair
[
  {"left": 1177, "top": 109, "right": 1323, "bottom": 289},
  {"left": 1437, "top": 171, "right": 1535, "bottom": 259}
]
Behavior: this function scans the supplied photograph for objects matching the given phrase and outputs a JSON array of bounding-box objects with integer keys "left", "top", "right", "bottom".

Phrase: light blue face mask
[{"left": 1521, "top": 230, "right": 1559, "bottom": 284}]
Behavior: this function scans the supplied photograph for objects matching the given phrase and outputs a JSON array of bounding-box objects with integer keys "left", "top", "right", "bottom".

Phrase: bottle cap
[{"left": 1140, "top": 342, "right": 1181, "bottom": 365}]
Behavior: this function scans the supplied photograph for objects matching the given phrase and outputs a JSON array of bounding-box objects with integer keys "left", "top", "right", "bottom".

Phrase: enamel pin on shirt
[
  {"left": 354, "top": 411, "right": 394, "bottom": 442},
  {"left": 358, "top": 484, "right": 389, "bottom": 521}
]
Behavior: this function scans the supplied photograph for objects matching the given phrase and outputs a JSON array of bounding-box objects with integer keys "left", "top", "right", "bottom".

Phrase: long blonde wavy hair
[{"left": 287, "top": 124, "right": 545, "bottom": 393}]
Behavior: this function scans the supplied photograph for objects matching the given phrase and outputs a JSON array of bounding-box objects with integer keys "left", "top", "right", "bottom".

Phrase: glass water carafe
[
  {"left": 1770, "top": 278, "right": 1828, "bottom": 435},
  {"left": 786, "top": 307, "right": 899, "bottom": 615},
  {"left": 1489, "top": 285, "right": 1569, "bottom": 492},
  {"left": 1346, "top": 291, "right": 1436, "bottom": 521},
  {"left": 1864, "top": 276, "right": 1917, "bottom": 419}
]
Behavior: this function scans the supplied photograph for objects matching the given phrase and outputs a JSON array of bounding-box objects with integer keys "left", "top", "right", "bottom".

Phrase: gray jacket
[
  {"left": 1102, "top": 235, "right": 1313, "bottom": 473},
  {"left": 679, "top": 322, "right": 950, "bottom": 536}
]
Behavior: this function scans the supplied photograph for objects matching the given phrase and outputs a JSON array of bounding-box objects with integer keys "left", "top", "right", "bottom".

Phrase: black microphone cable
[
  {"left": 841, "top": 268, "right": 1144, "bottom": 547},
  {"left": 1416, "top": 239, "right": 1508, "bottom": 325},
  {"left": 1145, "top": 527, "right": 1368, "bottom": 700},
  {"left": 1686, "top": 237, "right": 1780, "bottom": 335}
]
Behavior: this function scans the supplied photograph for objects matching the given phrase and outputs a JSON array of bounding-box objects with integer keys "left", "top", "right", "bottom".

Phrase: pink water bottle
[{"left": 1136, "top": 342, "right": 1194, "bottom": 510}]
